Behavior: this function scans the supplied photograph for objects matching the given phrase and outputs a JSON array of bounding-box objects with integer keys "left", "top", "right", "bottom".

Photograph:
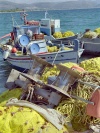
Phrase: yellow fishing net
[
  {"left": 0, "top": 88, "right": 70, "bottom": 133},
  {"left": 56, "top": 58, "right": 100, "bottom": 131},
  {"left": 40, "top": 62, "right": 79, "bottom": 83},
  {"left": 0, "top": 88, "right": 22, "bottom": 106},
  {"left": 0, "top": 106, "right": 70, "bottom": 133},
  {"left": 79, "top": 57, "right": 100, "bottom": 72},
  {"left": 0, "top": 58, "right": 100, "bottom": 133}
]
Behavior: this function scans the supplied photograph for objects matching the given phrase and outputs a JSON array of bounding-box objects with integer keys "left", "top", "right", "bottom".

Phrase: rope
[
  {"left": 52, "top": 47, "right": 62, "bottom": 65},
  {"left": 11, "top": 14, "right": 19, "bottom": 26}
]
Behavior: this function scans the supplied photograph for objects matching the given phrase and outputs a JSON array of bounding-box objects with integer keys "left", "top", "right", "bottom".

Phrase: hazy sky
[
  {"left": 6, "top": 0, "right": 78, "bottom": 3},
  {"left": 0, "top": 0, "right": 96, "bottom": 4}
]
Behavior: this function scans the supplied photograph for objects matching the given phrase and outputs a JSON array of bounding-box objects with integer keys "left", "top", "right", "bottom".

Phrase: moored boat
[
  {"left": 79, "top": 29, "right": 100, "bottom": 55},
  {"left": 3, "top": 39, "right": 80, "bottom": 72},
  {"left": 0, "top": 11, "right": 84, "bottom": 72},
  {"left": 80, "top": 37, "right": 100, "bottom": 55}
]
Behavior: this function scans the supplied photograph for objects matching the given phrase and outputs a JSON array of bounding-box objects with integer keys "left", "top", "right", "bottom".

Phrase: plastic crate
[{"left": 34, "top": 34, "right": 44, "bottom": 40}]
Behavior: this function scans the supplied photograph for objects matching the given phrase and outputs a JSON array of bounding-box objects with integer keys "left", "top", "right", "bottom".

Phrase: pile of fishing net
[
  {"left": 40, "top": 62, "right": 78, "bottom": 83},
  {"left": 56, "top": 71, "right": 100, "bottom": 132},
  {"left": 47, "top": 45, "right": 71, "bottom": 52},
  {"left": 83, "top": 31, "right": 98, "bottom": 39},
  {"left": 82, "top": 27, "right": 100, "bottom": 38},
  {"left": 0, "top": 57, "right": 100, "bottom": 133},
  {"left": 62, "top": 31, "right": 75, "bottom": 38},
  {"left": 79, "top": 57, "right": 100, "bottom": 72},
  {"left": 41, "top": 58, "right": 100, "bottom": 132},
  {"left": 0, "top": 89, "right": 70, "bottom": 133},
  {"left": 53, "top": 31, "right": 75, "bottom": 39},
  {"left": 94, "top": 27, "right": 100, "bottom": 38},
  {"left": 53, "top": 32, "right": 63, "bottom": 38}
]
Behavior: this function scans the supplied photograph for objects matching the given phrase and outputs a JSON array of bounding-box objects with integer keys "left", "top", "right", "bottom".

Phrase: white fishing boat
[
  {"left": 3, "top": 39, "right": 80, "bottom": 72},
  {"left": 0, "top": 11, "right": 84, "bottom": 72}
]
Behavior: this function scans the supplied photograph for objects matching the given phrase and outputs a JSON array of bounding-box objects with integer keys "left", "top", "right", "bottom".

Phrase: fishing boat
[
  {"left": 79, "top": 29, "right": 100, "bottom": 55},
  {"left": 2, "top": 39, "right": 80, "bottom": 72},
  {"left": 0, "top": 11, "right": 84, "bottom": 72},
  {"left": 80, "top": 37, "right": 100, "bottom": 55}
]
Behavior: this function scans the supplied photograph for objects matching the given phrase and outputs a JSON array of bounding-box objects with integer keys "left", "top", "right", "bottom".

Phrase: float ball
[{"left": 11, "top": 47, "right": 17, "bottom": 53}]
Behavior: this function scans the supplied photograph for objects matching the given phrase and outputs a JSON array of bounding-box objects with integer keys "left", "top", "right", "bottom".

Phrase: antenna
[
  {"left": 45, "top": 11, "right": 52, "bottom": 19},
  {"left": 20, "top": 9, "right": 28, "bottom": 25},
  {"left": 45, "top": 11, "right": 48, "bottom": 19}
]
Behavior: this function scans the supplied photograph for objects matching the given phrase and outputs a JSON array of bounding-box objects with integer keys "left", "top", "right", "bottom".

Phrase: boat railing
[
  {"left": 81, "top": 41, "right": 100, "bottom": 45},
  {"left": 51, "top": 39, "right": 74, "bottom": 46}
]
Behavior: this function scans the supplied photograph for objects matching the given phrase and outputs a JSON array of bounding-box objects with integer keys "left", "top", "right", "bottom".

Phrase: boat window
[{"left": 13, "top": 26, "right": 40, "bottom": 38}]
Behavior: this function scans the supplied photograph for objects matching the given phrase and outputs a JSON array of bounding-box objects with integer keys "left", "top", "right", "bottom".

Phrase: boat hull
[
  {"left": 7, "top": 50, "right": 78, "bottom": 72},
  {"left": 80, "top": 38, "right": 100, "bottom": 55}
]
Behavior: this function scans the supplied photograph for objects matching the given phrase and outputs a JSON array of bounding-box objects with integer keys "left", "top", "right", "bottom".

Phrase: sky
[
  {"left": 0, "top": 0, "right": 97, "bottom": 4},
  {"left": 4, "top": 0, "right": 78, "bottom": 3}
]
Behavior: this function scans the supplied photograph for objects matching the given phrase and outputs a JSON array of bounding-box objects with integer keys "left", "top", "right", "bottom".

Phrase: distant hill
[
  {"left": 0, "top": 1, "right": 28, "bottom": 10},
  {"left": 0, "top": 0, "right": 99, "bottom": 11}
]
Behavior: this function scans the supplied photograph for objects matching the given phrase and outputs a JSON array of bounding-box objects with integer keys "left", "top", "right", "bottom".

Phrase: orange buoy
[
  {"left": 11, "top": 47, "right": 17, "bottom": 53},
  {"left": 71, "top": 65, "right": 85, "bottom": 72},
  {"left": 86, "top": 89, "right": 100, "bottom": 118}
]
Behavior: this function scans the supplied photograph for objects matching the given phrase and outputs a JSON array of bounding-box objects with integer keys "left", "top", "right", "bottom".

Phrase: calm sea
[{"left": 0, "top": 8, "right": 100, "bottom": 92}]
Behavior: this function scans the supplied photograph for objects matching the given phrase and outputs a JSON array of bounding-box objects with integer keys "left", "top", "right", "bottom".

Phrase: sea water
[{"left": 0, "top": 8, "right": 100, "bottom": 92}]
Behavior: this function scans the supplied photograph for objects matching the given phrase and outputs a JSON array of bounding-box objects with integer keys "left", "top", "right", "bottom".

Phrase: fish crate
[{"left": 34, "top": 34, "right": 44, "bottom": 40}]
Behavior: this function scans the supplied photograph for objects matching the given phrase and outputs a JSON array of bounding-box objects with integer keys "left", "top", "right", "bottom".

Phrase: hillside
[
  {"left": 0, "top": 0, "right": 99, "bottom": 11},
  {"left": 0, "top": 1, "right": 28, "bottom": 10}
]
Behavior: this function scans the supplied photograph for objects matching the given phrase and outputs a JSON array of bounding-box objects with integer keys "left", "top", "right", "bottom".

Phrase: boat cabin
[
  {"left": 11, "top": 25, "right": 48, "bottom": 54},
  {"left": 40, "top": 18, "right": 60, "bottom": 36},
  {"left": 11, "top": 16, "right": 60, "bottom": 41}
]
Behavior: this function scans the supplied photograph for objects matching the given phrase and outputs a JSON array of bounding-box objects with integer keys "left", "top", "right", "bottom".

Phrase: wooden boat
[
  {"left": 0, "top": 11, "right": 84, "bottom": 72},
  {"left": 3, "top": 39, "right": 80, "bottom": 72},
  {"left": 51, "top": 36, "right": 84, "bottom": 58},
  {"left": 79, "top": 29, "right": 100, "bottom": 55},
  {"left": 80, "top": 37, "right": 100, "bottom": 55}
]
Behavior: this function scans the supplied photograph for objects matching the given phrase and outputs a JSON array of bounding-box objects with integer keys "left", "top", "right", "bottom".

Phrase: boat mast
[
  {"left": 45, "top": 11, "right": 48, "bottom": 19},
  {"left": 20, "top": 9, "right": 28, "bottom": 25}
]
